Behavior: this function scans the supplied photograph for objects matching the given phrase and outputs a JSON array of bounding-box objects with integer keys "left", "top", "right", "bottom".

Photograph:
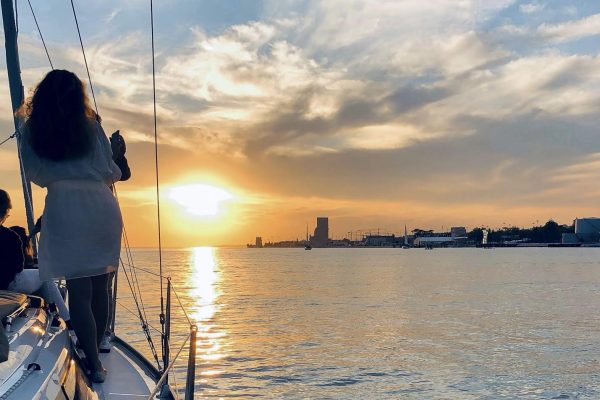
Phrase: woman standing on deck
[{"left": 19, "top": 69, "right": 127, "bottom": 383}]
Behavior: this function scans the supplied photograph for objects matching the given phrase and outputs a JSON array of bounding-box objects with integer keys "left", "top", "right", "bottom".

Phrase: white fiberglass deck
[{"left": 91, "top": 343, "right": 156, "bottom": 399}]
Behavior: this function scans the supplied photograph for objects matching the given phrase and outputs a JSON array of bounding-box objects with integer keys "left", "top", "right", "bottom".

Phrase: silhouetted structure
[
  {"left": 247, "top": 236, "right": 264, "bottom": 248},
  {"left": 310, "top": 217, "right": 329, "bottom": 247},
  {"left": 364, "top": 235, "right": 396, "bottom": 247},
  {"left": 563, "top": 218, "right": 600, "bottom": 244},
  {"left": 450, "top": 227, "right": 467, "bottom": 238}
]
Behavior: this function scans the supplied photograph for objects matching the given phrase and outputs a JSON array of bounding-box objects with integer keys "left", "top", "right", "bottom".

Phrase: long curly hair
[{"left": 19, "top": 69, "right": 100, "bottom": 161}]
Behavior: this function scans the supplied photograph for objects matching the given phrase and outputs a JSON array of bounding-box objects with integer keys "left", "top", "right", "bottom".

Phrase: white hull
[
  {"left": 0, "top": 293, "right": 161, "bottom": 400},
  {"left": 0, "top": 295, "right": 77, "bottom": 399}
]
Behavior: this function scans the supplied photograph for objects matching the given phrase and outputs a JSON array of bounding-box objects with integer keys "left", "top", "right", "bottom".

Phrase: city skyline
[
  {"left": 1, "top": 1, "right": 600, "bottom": 246},
  {"left": 253, "top": 216, "right": 580, "bottom": 245}
]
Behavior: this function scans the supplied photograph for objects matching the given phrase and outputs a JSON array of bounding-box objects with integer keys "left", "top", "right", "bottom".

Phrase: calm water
[{"left": 114, "top": 248, "right": 600, "bottom": 399}]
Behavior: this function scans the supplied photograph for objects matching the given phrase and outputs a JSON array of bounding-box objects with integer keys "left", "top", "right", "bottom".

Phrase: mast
[
  {"left": 404, "top": 224, "right": 408, "bottom": 245},
  {"left": 1, "top": 0, "right": 37, "bottom": 254}
]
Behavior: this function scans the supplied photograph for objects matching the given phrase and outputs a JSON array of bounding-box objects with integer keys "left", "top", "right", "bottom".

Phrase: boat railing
[
  {"left": 148, "top": 326, "right": 196, "bottom": 400},
  {"left": 111, "top": 263, "right": 198, "bottom": 400}
]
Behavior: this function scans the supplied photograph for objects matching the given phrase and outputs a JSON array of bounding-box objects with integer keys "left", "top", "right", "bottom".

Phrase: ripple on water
[
  {"left": 317, "top": 377, "right": 362, "bottom": 387},
  {"left": 255, "top": 375, "right": 304, "bottom": 384},
  {"left": 244, "top": 365, "right": 288, "bottom": 373}
]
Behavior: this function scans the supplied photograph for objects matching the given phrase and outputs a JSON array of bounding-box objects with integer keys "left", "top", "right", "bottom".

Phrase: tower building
[{"left": 310, "top": 217, "right": 329, "bottom": 247}]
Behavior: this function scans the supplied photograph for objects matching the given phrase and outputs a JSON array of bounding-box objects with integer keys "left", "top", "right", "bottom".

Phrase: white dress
[{"left": 20, "top": 120, "right": 122, "bottom": 281}]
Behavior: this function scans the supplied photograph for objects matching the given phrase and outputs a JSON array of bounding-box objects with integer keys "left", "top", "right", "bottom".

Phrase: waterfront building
[
  {"left": 562, "top": 217, "right": 600, "bottom": 244},
  {"left": 310, "top": 217, "right": 329, "bottom": 247},
  {"left": 449, "top": 227, "right": 469, "bottom": 247},
  {"left": 256, "top": 236, "right": 263, "bottom": 248},
  {"left": 413, "top": 236, "right": 454, "bottom": 248},
  {"left": 363, "top": 234, "right": 397, "bottom": 247},
  {"left": 330, "top": 239, "right": 351, "bottom": 247},
  {"left": 575, "top": 218, "right": 600, "bottom": 242},
  {"left": 451, "top": 227, "right": 467, "bottom": 238}
]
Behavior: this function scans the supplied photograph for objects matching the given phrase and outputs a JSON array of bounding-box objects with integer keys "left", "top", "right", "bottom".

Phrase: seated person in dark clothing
[
  {"left": 0, "top": 190, "right": 24, "bottom": 290},
  {"left": 0, "top": 191, "right": 70, "bottom": 323},
  {"left": 0, "top": 323, "right": 8, "bottom": 362},
  {"left": 9, "top": 226, "right": 35, "bottom": 268}
]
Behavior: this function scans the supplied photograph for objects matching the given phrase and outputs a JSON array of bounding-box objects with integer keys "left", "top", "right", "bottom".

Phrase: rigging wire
[
  {"left": 150, "top": 0, "right": 167, "bottom": 363},
  {"left": 112, "top": 186, "right": 161, "bottom": 368},
  {"left": 112, "top": 186, "right": 153, "bottom": 329},
  {"left": 0, "top": 132, "right": 17, "bottom": 147},
  {"left": 123, "top": 263, "right": 163, "bottom": 278},
  {"left": 69, "top": 0, "right": 98, "bottom": 115},
  {"left": 26, "top": 0, "right": 53, "bottom": 69},
  {"left": 67, "top": 0, "right": 164, "bottom": 366},
  {"left": 11, "top": 0, "right": 181, "bottom": 375},
  {"left": 119, "top": 256, "right": 162, "bottom": 369},
  {"left": 170, "top": 365, "right": 181, "bottom": 400},
  {"left": 116, "top": 300, "right": 162, "bottom": 335},
  {"left": 66, "top": 0, "right": 183, "bottom": 376},
  {"left": 122, "top": 218, "right": 152, "bottom": 326},
  {"left": 171, "top": 285, "right": 193, "bottom": 327}
]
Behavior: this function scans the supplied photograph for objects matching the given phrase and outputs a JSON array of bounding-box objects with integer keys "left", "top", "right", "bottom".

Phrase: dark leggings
[{"left": 66, "top": 273, "right": 110, "bottom": 371}]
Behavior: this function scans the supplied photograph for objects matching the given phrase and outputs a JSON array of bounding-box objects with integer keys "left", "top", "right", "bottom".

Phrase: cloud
[
  {"left": 538, "top": 13, "right": 600, "bottom": 43},
  {"left": 14, "top": 2, "right": 524, "bottom": 160},
  {"left": 105, "top": 8, "right": 121, "bottom": 23},
  {"left": 3, "top": 0, "right": 600, "bottom": 244},
  {"left": 520, "top": 2, "right": 545, "bottom": 14}
]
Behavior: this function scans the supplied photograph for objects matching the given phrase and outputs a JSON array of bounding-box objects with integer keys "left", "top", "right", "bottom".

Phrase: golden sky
[{"left": 1, "top": 1, "right": 600, "bottom": 246}]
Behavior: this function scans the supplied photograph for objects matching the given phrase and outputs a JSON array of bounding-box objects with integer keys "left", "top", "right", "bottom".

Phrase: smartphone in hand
[{"left": 110, "top": 130, "right": 126, "bottom": 158}]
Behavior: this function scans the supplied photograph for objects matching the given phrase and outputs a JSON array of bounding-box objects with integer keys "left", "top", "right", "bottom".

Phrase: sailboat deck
[{"left": 91, "top": 341, "right": 157, "bottom": 399}]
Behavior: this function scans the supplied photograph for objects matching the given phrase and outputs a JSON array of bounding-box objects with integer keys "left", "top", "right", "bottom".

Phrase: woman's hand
[{"left": 110, "top": 130, "right": 126, "bottom": 160}]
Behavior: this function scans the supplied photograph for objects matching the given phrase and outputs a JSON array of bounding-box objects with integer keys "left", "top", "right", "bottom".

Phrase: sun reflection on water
[{"left": 189, "top": 247, "right": 226, "bottom": 363}]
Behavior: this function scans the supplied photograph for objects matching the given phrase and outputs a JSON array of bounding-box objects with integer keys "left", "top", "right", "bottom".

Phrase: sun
[{"left": 168, "top": 184, "right": 233, "bottom": 216}]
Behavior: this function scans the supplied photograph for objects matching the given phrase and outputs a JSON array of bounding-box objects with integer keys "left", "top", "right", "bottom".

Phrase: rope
[
  {"left": 0, "top": 132, "right": 17, "bottom": 147},
  {"left": 113, "top": 187, "right": 152, "bottom": 327},
  {"left": 69, "top": 0, "right": 98, "bottom": 115},
  {"left": 27, "top": 0, "right": 53, "bottom": 69},
  {"left": 150, "top": 0, "right": 167, "bottom": 366},
  {"left": 125, "top": 264, "right": 163, "bottom": 278},
  {"left": 119, "top": 256, "right": 162, "bottom": 369},
  {"left": 122, "top": 233, "right": 155, "bottom": 345},
  {"left": 170, "top": 363, "right": 181, "bottom": 400},
  {"left": 116, "top": 300, "right": 162, "bottom": 335},
  {"left": 111, "top": 186, "right": 161, "bottom": 369},
  {"left": 171, "top": 285, "right": 193, "bottom": 327},
  {"left": 147, "top": 332, "right": 191, "bottom": 399},
  {"left": 123, "top": 227, "right": 152, "bottom": 327},
  {"left": 112, "top": 208, "right": 161, "bottom": 369}
]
